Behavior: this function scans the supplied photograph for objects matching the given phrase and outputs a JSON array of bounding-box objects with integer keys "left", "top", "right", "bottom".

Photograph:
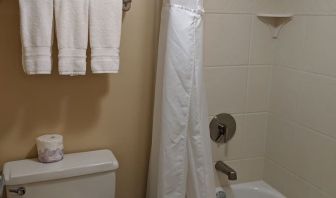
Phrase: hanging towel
[
  {"left": 19, "top": 0, "right": 54, "bottom": 75},
  {"left": 55, "top": 0, "right": 89, "bottom": 75},
  {"left": 89, "top": 0, "right": 122, "bottom": 74}
]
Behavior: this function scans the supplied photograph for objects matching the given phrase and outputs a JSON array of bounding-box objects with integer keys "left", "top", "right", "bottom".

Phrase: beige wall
[
  {"left": 0, "top": 0, "right": 159, "bottom": 198},
  {"left": 265, "top": 1, "right": 336, "bottom": 198},
  {"left": 203, "top": 0, "right": 275, "bottom": 185}
]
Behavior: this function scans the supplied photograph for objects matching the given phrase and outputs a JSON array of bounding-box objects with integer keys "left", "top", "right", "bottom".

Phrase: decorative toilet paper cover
[{"left": 38, "top": 148, "right": 64, "bottom": 163}]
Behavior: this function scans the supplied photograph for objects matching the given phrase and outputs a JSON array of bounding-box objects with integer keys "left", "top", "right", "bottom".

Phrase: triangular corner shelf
[{"left": 257, "top": 13, "right": 294, "bottom": 38}]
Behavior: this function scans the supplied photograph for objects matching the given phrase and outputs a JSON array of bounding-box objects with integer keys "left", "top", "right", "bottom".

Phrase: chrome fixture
[
  {"left": 123, "top": 0, "right": 132, "bottom": 11},
  {"left": 215, "top": 161, "right": 237, "bottom": 180},
  {"left": 210, "top": 113, "right": 236, "bottom": 143},
  {"left": 216, "top": 190, "right": 227, "bottom": 198},
  {"left": 8, "top": 187, "right": 26, "bottom": 196}
]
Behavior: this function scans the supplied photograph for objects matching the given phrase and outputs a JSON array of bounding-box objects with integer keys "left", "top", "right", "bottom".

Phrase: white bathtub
[{"left": 216, "top": 181, "right": 286, "bottom": 198}]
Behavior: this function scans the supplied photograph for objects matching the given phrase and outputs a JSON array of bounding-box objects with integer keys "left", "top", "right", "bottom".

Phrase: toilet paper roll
[{"left": 36, "top": 134, "right": 64, "bottom": 163}]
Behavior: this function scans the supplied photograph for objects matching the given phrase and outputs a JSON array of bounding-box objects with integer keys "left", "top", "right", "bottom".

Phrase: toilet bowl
[{"left": 3, "top": 150, "right": 118, "bottom": 198}]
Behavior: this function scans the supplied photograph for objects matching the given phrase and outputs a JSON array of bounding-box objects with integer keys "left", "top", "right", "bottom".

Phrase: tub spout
[{"left": 215, "top": 161, "right": 237, "bottom": 180}]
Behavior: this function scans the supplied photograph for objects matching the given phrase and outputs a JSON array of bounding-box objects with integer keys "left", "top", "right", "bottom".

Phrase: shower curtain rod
[{"left": 123, "top": 0, "right": 132, "bottom": 11}]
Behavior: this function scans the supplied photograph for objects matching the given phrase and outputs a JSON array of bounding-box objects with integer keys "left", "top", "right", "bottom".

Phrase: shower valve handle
[
  {"left": 216, "top": 124, "right": 227, "bottom": 142},
  {"left": 210, "top": 113, "right": 236, "bottom": 144}
]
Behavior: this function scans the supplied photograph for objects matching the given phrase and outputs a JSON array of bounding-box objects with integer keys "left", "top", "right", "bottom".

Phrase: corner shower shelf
[{"left": 257, "top": 13, "right": 294, "bottom": 38}]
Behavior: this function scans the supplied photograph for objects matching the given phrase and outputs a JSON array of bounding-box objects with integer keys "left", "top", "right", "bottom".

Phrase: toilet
[{"left": 3, "top": 150, "right": 119, "bottom": 198}]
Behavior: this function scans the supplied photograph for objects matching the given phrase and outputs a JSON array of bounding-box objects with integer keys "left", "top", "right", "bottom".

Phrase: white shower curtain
[{"left": 147, "top": 0, "right": 216, "bottom": 197}]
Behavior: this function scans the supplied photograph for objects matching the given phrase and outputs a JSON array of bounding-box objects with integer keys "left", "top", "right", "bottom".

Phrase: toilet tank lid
[{"left": 3, "top": 150, "right": 119, "bottom": 186}]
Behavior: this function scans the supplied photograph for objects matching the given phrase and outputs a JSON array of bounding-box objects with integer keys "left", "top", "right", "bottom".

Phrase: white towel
[
  {"left": 55, "top": 0, "right": 89, "bottom": 75},
  {"left": 19, "top": 0, "right": 54, "bottom": 75},
  {"left": 89, "top": 0, "right": 122, "bottom": 74}
]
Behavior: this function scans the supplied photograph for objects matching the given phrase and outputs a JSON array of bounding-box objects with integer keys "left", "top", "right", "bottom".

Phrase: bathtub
[{"left": 216, "top": 181, "right": 286, "bottom": 198}]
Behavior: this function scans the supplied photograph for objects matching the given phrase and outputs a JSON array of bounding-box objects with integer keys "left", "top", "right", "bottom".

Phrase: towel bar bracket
[{"left": 123, "top": 0, "right": 132, "bottom": 11}]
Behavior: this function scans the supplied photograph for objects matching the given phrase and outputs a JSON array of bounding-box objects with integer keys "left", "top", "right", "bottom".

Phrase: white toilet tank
[{"left": 3, "top": 150, "right": 119, "bottom": 198}]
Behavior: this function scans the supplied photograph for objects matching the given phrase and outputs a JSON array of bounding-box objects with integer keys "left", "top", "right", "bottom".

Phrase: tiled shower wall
[
  {"left": 203, "top": 0, "right": 275, "bottom": 185},
  {"left": 204, "top": 1, "right": 336, "bottom": 197},
  {"left": 264, "top": 1, "right": 336, "bottom": 198}
]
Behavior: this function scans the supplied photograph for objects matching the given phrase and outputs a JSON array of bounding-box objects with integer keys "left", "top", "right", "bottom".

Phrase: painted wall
[
  {"left": 265, "top": 1, "right": 336, "bottom": 198},
  {"left": 203, "top": 0, "right": 275, "bottom": 185},
  {"left": 0, "top": 0, "right": 159, "bottom": 198}
]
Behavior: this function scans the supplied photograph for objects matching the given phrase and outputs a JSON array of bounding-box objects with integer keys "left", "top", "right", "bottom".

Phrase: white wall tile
[
  {"left": 296, "top": 73, "right": 336, "bottom": 139},
  {"left": 203, "top": 1, "right": 272, "bottom": 187},
  {"left": 270, "top": 0, "right": 310, "bottom": 14},
  {"left": 203, "top": 0, "right": 336, "bottom": 196},
  {"left": 291, "top": 125, "right": 336, "bottom": 197},
  {"left": 268, "top": 10, "right": 336, "bottom": 198},
  {"left": 266, "top": 115, "right": 300, "bottom": 171},
  {"left": 203, "top": 0, "right": 336, "bottom": 195},
  {"left": 275, "top": 16, "right": 306, "bottom": 70},
  {"left": 264, "top": 159, "right": 331, "bottom": 198},
  {"left": 266, "top": 114, "right": 336, "bottom": 197},
  {"left": 204, "top": 0, "right": 256, "bottom": 13},
  {"left": 204, "top": 0, "right": 279, "bottom": 14},
  {"left": 270, "top": 66, "right": 301, "bottom": 120},
  {"left": 254, "top": 0, "right": 283, "bottom": 14},
  {"left": 303, "top": 16, "right": 336, "bottom": 77},
  {"left": 205, "top": 67, "right": 247, "bottom": 115},
  {"left": 307, "top": 0, "right": 336, "bottom": 14},
  {"left": 263, "top": 158, "right": 287, "bottom": 194},
  {"left": 247, "top": 66, "right": 271, "bottom": 112},
  {"left": 249, "top": 17, "right": 275, "bottom": 65},
  {"left": 243, "top": 113, "right": 268, "bottom": 157},
  {"left": 204, "top": 14, "right": 251, "bottom": 66}
]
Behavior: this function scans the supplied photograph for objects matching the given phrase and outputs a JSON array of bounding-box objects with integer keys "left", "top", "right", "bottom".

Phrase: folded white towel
[
  {"left": 55, "top": 0, "right": 89, "bottom": 75},
  {"left": 89, "top": 0, "right": 122, "bottom": 74},
  {"left": 19, "top": 0, "right": 54, "bottom": 75}
]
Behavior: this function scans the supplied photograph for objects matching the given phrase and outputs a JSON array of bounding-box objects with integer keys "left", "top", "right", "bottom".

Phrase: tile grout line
[
  {"left": 265, "top": 157, "right": 334, "bottom": 198},
  {"left": 275, "top": 64, "right": 336, "bottom": 81},
  {"left": 270, "top": 112, "right": 336, "bottom": 143},
  {"left": 205, "top": 64, "right": 272, "bottom": 68},
  {"left": 208, "top": 111, "right": 269, "bottom": 118},
  {"left": 246, "top": 15, "right": 254, "bottom": 114},
  {"left": 215, "top": 156, "right": 265, "bottom": 163},
  {"left": 204, "top": 11, "right": 336, "bottom": 17}
]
